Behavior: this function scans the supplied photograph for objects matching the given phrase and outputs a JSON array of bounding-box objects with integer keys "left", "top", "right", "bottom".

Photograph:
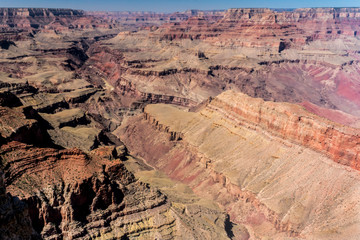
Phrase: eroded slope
[{"left": 120, "top": 91, "right": 360, "bottom": 239}]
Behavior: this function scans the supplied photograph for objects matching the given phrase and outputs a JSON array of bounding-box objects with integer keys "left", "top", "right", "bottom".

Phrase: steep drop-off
[
  {"left": 207, "top": 90, "right": 360, "bottom": 170},
  {"left": 0, "top": 89, "right": 232, "bottom": 239},
  {"left": 120, "top": 91, "right": 360, "bottom": 239}
]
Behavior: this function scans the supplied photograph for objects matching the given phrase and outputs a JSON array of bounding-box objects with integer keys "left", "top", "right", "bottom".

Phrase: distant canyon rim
[{"left": 0, "top": 7, "right": 359, "bottom": 240}]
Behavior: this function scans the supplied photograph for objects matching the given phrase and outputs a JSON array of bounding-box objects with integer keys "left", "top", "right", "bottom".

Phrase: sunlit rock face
[
  {"left": 120, "top": 91, "right": 360, "bottom": 239},
  {"left": 1, "top": 6, "right": 360, "bottom": 240}
]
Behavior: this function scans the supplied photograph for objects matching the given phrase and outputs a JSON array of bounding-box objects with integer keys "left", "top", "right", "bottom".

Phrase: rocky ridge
[
  {"left": 208, "top": 90, "right": 360, "bottom": 170},
  {"left": 0, "top": 171, "right": 38, "bottom": 240},
  {"left": 157, "top": 8, "right": 360, "bottom": 47},
  {"left": 0, "top": 93, "right": 232, "bottom": 239},
  {"left": 119, "top": 91, "right": 360, "bottom": 239}
]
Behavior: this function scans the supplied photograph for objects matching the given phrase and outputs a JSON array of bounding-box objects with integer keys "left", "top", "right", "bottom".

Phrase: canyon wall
[
  {"left": 0, "top": 98, "right": 232, "bottom": 239},
  {"left": 0, "top": 8, "right": 86, "bottom": 29},
  {"left": 157, "top": 8, "right": 360, "bottom": 48},
  {"left": 120, "top": 91, "right": 360, "bottom": 239},
  {"left": 208, "top": 90, "right": 360, "bottom": 170}
]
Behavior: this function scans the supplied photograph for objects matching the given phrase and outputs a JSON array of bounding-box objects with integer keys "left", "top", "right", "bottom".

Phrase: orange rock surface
[
  {"left": 209, "top": 91, "right": 360, "bottom": 170},
  {"left": 120, "top": 91, "right": 360, "bottom": 239}
]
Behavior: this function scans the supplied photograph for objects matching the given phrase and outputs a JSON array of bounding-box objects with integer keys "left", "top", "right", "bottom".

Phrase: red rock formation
[
  {"left": 156, "top": 8, "right": 360, "bottom": 49},
  {"left": 0, "top": 8, "right": 104, "bottom": 31},
  {"left": 300, "top": 101, "right": 360, "bottom": 128},
  {"left": 1, "top": 6, "right": 360, "bottom": 239},
  {"left": 0, "top": 93, "right": 231, "bottom": 239},
  {"left": 87, "top": 10, "right": 224, "bottom": 29},
  {"left": 82, "top": 44, "right": 197, "bottom": 108},
  {"left": 1, "top": 139, "right": 230, "bottom": 239},
  {"left": 119, "top": 94, "right": 360, "bottom": 239},
  {"left": 208, "top": 91, "right": 360, "bottom": 170}
]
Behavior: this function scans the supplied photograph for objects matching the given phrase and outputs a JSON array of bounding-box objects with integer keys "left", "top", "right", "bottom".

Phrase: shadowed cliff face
[{"left": 0, "top": 171, "right": 39, "bottom": 240}]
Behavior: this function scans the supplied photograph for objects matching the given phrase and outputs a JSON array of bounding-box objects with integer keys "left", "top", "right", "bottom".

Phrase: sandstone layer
[
  {"left": 0, "top": 99, "right": 232, "bottom": 239},
  {"left": 120, "top": 91, "right": 360, "bottom": 239},
  {"left": 207, "top": 90, "right": 360, "bottom": 170},
  {"left": 1, "top": 6, "right": 360, "bottom": 240},
  {"left": 83, "top": 7, "right": 360, "bottom": 120}
]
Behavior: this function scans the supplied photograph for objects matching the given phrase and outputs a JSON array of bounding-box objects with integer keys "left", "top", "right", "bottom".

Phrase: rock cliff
[
  {"left": 120, "top": 91, "right": 360, "bottom": 239},
  {"left": 0, "top": 90, "right": 231, "bottom": 239},
  {"left": 0, "top": 171, "right": 38, "bottom": 240},
  {"left": 157, "top": 8, "right": 360, "bottom": 47},
  {"left": 0, "top": 8, "right": 86, "bottom": 30},
  {"left": 208, "top": 90, "right": 360, "bottom": 170}
]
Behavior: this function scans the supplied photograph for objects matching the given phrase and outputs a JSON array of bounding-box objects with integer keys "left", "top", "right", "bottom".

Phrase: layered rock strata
[
  {"left": 208, "top": 90, "right": 360, "bottom": 170},
  {"left": 120, "top": 91, "right": 360, "bottom": 239},
  {"left": 0, "top": 98, "right": 231, "bottom": 239},
  {"left": 157, "top": 8, "right": 360, "bottom": 48}
]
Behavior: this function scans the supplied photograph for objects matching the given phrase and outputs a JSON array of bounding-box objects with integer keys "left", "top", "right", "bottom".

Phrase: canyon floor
[{"left": 0, "top": 7, "right": 360, "bottom": 240}]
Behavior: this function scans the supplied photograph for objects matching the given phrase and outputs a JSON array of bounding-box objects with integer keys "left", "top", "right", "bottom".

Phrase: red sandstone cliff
[
  {"left": 119, "top": 91, "right": 360, "bottom": 239},
  {"left": 156, "top": 8, "right": 360, "bottom": 49},
  {"left": 208, "top": 90, "right": 360, "bottom": 170}
]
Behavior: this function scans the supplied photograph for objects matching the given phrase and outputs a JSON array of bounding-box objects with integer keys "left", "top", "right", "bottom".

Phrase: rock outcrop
[
  {"left": 207, "top": 90, "right": 360, "bottom": 170},
  {"left": 82, "top": 10, "right": 360, "bottom": 119},
  {"left": 0, "top": 8, "right": 94, "bottom": 31},
  {"left": 0, "top": 88, "right": 231, "bottom": 239},
  {"left": 0, "top": 171, "right": 38, "bottom": 240},
  {"left": 120, "top": 91, "right": 360, "bottom": 239},
  {"left": 157, "top": 8, "right": 360, "bottom": 48},
  {"left": 1, "top": 139, "right": 231, "bottom": 239}
]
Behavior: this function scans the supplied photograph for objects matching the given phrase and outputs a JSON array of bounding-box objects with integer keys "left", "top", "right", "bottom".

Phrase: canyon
[
  {"left": 0, "top": 6, "right": 359, "bottom": 240},
  {"left": 120, "top": 92, "right": 360, "bottom": 239}
]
